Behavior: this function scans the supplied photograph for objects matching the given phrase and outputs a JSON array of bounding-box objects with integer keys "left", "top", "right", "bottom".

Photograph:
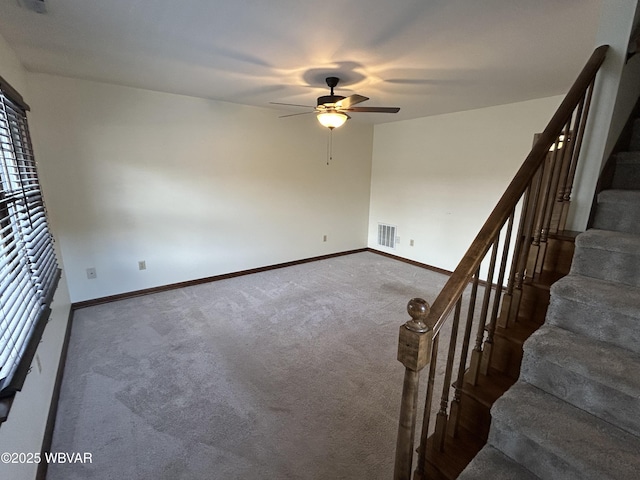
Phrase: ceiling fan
[{"left": 271, "top": 77, "right": 400, "bottom": 129}]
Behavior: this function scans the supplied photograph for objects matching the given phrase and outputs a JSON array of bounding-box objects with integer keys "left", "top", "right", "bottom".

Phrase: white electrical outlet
[
  {"left": 86, "top": 267, "right": 97, "bottom": 279},
  {"left": 138, "top": 260, "right": 146, "bottom": 270},
  {"left": 323, "top": 235, "right": 327, "bottom": 242}
]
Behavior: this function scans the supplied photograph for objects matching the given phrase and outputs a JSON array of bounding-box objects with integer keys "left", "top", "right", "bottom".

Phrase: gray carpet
[{"left": 48, "top": 251, "right": 469, "bottom": 480}]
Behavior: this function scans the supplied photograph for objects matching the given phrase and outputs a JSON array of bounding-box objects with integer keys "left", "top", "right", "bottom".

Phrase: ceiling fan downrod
[{"left": 326, "top": 76, "right": 339, "bottom": 96}]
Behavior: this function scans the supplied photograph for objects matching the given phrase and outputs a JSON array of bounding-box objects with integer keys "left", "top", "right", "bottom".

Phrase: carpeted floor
[{"left": 48, "top": 251, "right": 473, "bottom": 480}]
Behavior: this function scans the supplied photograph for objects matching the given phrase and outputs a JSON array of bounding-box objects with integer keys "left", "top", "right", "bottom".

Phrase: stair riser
[
  {"left": 546, "top": 295, "right": 640, "bottom": 354},
  {"left": 541, "top": 238, "right": 575, "bottom": 276},
  {"left": 520, "top": 353, "right": 640, "bottom": 437},
  {"left": 457, "top": 446, "right": 539, "bottom": 480},
  {"left": 513, "top": 285, "right": 549, "bottom": 324},
  {"left": 592, "top": 202, "right": 640, "bottom": 235},
  {"left": 490, "top": 335, "right": 523, "bottom": 379},
  {"left": 629, "top": 119, "right": 640, "bottom": 151},
  {"left": 456, "top": 394, "right": 491, "bottom": 440},
  {"left": 571, "top": 246, "right": 640, "bottom": 287},
  {"left": 424, "top": 460, "right": 450, "bottom": 480},
  {"left": 611, "top": 163, "right": 640, "bottom": 189}
]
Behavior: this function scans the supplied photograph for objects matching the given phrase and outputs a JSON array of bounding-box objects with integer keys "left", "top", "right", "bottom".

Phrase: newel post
[{"left": 394, "top": 298, "right": 432, "bottom": 480}]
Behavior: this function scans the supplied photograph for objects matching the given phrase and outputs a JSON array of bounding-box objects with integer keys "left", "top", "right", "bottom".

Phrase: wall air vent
[{"left": 378, "top": 223, "right": 397, "bottom": 249}]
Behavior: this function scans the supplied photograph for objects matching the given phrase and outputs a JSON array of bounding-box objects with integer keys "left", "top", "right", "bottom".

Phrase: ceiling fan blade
[
  {"left": 270, "top": 101, "right": 315, "bottom": 108},
  {"left": 278, "top": 111, "right": 315, "bottom": 118},
  {"left": 344, "top": 106, "right": 400, "bottom": 113},
  {"left": 335, "top": 94, "right": 369, "bottom": 109}
]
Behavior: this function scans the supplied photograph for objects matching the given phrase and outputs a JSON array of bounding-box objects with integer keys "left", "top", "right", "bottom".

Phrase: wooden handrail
[{"left": 427, "top": 44, "right": 609, "bottom": 337}]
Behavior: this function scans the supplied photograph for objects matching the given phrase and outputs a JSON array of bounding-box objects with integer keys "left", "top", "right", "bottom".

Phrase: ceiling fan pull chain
[{"left": 327, "top": 129, "right": 333, "bottom": 165}]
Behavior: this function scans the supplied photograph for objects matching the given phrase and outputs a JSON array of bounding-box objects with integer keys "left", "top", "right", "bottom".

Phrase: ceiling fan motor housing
[{"left": 317, "top": 94, "right": 345, "bottom": 107}]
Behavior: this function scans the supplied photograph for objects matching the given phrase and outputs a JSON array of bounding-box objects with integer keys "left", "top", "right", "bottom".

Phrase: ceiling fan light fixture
[{"left": 317, "top": 111, "right": 348, "bottom": 129}]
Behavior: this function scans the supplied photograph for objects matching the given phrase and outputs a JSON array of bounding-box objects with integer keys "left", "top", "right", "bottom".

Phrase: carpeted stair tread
[
  {"left": 546, "top": 274, "right": 640, "bottom": 353},
  {"left": 520, "top": 325, "right": 640, "bottom": 436},
  {"left": 612, "top": 152, "right": 640, "bottom": 190},
  {"left": 489, "top": 381, "right": 640, "bottom": 480},
  {"left": 571, "top": 229, "right": 640, "bottom": 286},
  {"left": 458, "top": 445, "right": 539, "bottom": 480},
  {"left": 591, "top": 190, "right": 640, "bottom": 234},
  {"left": 597, "top": 188, "right": 640, "bottom": 204}
]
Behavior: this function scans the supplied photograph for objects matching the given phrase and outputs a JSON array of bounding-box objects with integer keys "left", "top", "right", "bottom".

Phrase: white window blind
[{"left": 0, "top": 78, "right": 59, "bottom": 398}]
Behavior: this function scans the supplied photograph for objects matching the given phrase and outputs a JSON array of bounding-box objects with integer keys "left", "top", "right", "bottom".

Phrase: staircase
[
  {"left": 420, "top": 231, "right": 577, "bottom": 479},
  {"left": 458, "top": 119, "right": 640, "bottom": 478}
]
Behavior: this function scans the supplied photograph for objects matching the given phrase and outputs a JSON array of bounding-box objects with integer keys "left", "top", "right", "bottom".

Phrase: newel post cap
[
  {"left": 405, "top": 297, "right": 430, "bottom": 333},
  {"left": 398, "top": 298, "right": 432, "bottom": 371}
]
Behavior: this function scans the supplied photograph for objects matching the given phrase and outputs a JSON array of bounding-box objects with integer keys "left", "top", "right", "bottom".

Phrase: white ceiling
[{"left": 0, "top": 0, "right": 603, "bottom": 123}]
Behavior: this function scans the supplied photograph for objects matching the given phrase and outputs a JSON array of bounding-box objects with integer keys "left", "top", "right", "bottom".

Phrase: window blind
[{"left": 0, "top": 79, "right": 59, "bottom": 398}]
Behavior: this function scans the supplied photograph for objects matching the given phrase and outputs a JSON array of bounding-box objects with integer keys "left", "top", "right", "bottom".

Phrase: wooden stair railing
[{"left": 393, "top": 45, "right": 609, "bottom": 480}]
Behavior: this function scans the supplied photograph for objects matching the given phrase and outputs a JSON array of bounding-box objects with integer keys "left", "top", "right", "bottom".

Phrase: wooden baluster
[
  {"left": 520, "top": 154, "right": 548, "bottom": 284},
  {"left": 509, "top": 160, "right": 549, "bottom": 327},
  {"left": 481, "top": 211, "right": 515, "bottom": 375},
  {"left": 559, "top": 98, "right": 585, "bottom": 230},
  {"left": 499, "top": 187, "right": 531, "bottom": 328},
  {"left": 448, "top": 270, "right": 480, "bottom": 438},
  {"left": 394, "top": 298, "right": 432, "bottom": 480},
  {"left": 554, "top": 101, "right": 584, "bottom": 232},
  {"left": 468, "top": 240, "right": 499, "bottom": 385},
  {"left": 414, "top": 334, "right": 439, "bottom": 480},
  {"left": 560, "top": 80, "right": 595, "bottom": 230},
  {"left": 527, "top": 139, "right": 559, "bottom": 278},
  {"left": 535, "top": 125, "right": 569, "bottom": 275},
  {"left": 549, "top": 119, "right": 574, "bottom": 235},
  {"left": 434, "top": 298, "right": 462, "bottom": 451}
]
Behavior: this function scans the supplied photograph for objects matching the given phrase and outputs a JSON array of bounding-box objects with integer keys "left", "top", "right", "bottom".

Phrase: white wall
[
  {"left": 26, "top": 74, "right": 374, "bottom": 303},
  {"left": 0, "top": 33, "right": 72, "bottom": 480},
  {"left": 0, "top": 29, "right": 26, "bottom": 90},
  {"left": 368, "top": 96, "right": 563, "bottom": 272}
]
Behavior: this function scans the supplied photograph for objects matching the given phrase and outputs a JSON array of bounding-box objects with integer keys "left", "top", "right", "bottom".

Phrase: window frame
[{"left": 0, "top": 74, "right": 60, "bottom": 422}]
